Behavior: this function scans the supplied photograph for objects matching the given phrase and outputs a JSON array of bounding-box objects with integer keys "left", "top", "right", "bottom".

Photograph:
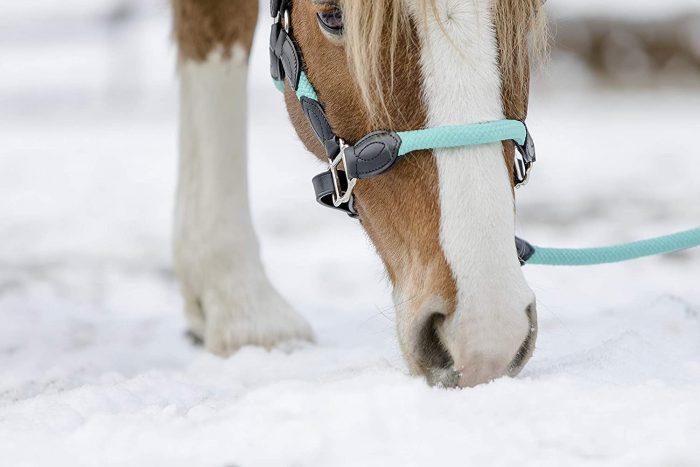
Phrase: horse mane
[
  {"left": 495, "top": 0, "right": 549, "bottom": 118},
  {"left": 339, "top": 0, "right": 548, "bottom": 126}
]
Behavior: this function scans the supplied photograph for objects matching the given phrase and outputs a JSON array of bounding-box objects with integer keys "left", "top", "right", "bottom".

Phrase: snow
[{"left": 1, "top": 2, "right": 699, "bottom": 466}]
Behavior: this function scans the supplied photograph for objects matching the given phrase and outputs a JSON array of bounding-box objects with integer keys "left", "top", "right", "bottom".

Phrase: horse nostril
[
  {"left": 414, "top": 313, "right": 460, "bottom": 387},
  {"left": 508, "top": 302, "right": 538, "bottom": 375}
]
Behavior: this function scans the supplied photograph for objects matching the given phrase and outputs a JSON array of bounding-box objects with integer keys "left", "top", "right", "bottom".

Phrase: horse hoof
[{"left": 180, "top": 279, "right": 315, "bottom": 357}]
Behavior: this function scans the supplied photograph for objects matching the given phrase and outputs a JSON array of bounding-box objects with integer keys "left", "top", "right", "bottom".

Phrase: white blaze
[{"left": 405, "top": 0, "right": 535, "bottom": 382}]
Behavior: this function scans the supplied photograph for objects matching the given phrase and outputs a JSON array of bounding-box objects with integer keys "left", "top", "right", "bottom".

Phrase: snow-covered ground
[{"left": 1, "top": 2, "right": 699, "bottom": 466}]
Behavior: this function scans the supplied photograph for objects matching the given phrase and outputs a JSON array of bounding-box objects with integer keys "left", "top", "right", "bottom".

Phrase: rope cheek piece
[{"left": 269, "top": 0, "right": 700, "bottom": 267}]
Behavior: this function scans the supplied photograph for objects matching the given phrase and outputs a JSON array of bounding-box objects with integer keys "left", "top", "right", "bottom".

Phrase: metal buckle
[
  {"left": 283, "top": 9, "right": 290, "bottom": 32},
  {"left": 274, "top": 8, "right": 290, "bottom": 32},
  {"left": 329, "top": 139, "right": 357, "bottom": 207},
  {"left": 273, "top": 5, "right": 290, "bottom": 31},
  {"left": 514, "top": 128, "right": 536, "bottom": 188},
  {"left": 514, "top": 151, "right": 532, "bottom": 188}
]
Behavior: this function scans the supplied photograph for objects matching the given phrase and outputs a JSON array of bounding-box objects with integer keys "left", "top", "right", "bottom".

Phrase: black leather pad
[
  {"left": 516, "top": 237, "right": 535, "bottom": 265},
  {"left": 269, "top": 24, "right": 284, "bottom": 81},
  {"left": 312, "top": 171, "right": 357, "bottom": 217},
  {"left": 270, "top": 0, "right": 286, "bottom": 17},
  {"left": 312, "top": 171, "right": 334, "bottom": 204},
  {"left": 271, "top": 28, "right": 301, "bottom": 91},
  {"left": 344, "top": 131, "right": 402, "bottom": 180},
  {"left": 300, "top": 97, "right": 340, "bottom": 158}
]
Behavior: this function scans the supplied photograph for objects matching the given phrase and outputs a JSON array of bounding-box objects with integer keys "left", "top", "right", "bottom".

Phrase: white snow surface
[{"left": 1, "top": 2, "right": 700, "bottom": 466}]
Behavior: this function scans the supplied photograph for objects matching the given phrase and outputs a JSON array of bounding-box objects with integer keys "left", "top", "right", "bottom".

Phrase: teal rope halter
[
  {"left": 269, "top": 4, "right": 700, "bottom": 267},
  {"left": 280, "top": 74, "right": 530, "bottom": 169}
]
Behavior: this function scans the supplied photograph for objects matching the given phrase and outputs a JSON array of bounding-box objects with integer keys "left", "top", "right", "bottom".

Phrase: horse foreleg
[{"left": 172, "top": 0, "right": 313, "bottom": 355}]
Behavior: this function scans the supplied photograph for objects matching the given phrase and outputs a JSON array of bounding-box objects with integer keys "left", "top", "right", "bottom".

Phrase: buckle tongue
[{"left": 329, "top": 139, "right": 357, "bottom": 207}]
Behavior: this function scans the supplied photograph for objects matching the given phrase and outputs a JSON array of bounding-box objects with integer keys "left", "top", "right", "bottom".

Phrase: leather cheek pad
[
  {"left": 515, "top": 237, "right": 535, "bottom": 265},
  {"left": 270, "top": 23, "right": 284, "bottom": 81},
  {"left": 300, "top": 97, "right": 340, "bottom": 158},
  {"left": 270, "top": 0, "right": 286, "bottom": 17},
  {"left": 270, "top": 25, "right": 302, "bottom": 91},
  {"left": 343, "top": 131, "right": 402, "bottom": 180}
]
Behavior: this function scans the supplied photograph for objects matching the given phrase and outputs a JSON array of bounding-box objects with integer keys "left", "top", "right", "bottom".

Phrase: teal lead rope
[{"left": 526, "top": 227, "right": 700, "bottom": 266}]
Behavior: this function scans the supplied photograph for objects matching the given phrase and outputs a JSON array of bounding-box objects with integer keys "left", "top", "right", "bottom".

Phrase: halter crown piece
[
  {"left": 269, "top": 0, "right": 536, "bottom": 220},
  {"left": 268, "top": 0, "right": 700, "bottom": 267}
]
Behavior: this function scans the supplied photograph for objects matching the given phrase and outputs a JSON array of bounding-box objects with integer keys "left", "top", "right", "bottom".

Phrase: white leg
[{"left": 174, "top": 47, "right": 313, "bottom": 356}]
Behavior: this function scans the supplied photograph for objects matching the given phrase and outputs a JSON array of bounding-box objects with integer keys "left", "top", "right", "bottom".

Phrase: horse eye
[{"left": 317, "top": 8, "right": 343, "bottom": 35}]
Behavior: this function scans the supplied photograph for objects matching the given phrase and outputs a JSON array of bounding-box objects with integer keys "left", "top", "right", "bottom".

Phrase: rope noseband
[{"left": 269, "top": 0, "right": 700, "bottom": 267}]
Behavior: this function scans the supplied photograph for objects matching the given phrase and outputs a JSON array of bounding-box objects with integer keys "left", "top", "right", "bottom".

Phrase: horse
[{"left": 170, "top": 0, "right": 547, "bottom": 388}]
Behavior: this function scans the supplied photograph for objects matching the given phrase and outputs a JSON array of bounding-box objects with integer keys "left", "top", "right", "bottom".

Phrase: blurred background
[
  {"left": 549, "top": 0, "right": 700, "bottom": 85},
  {"left": 1, "top": 1, "right": 699, "bottom": 464}
]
